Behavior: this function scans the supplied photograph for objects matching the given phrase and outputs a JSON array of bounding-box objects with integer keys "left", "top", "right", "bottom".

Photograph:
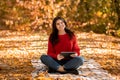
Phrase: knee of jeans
[
  {"left": 75, "top": 57, "right": 84, "bottom": 65},
  {"left": 40, "top": 55, "right": 48, "bottom": 62}
]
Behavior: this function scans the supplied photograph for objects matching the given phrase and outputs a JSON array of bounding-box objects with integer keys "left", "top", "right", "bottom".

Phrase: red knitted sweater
[{"left": 47, "top": 34, "right": 80, "bottom": 59}]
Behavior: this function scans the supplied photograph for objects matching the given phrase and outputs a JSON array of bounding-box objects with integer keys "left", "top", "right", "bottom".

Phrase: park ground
[{"left": 0, "top": 30, "right": 120, "bottom": 80}]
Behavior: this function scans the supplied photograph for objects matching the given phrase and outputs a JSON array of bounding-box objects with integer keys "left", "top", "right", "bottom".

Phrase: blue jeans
[{"left": 40, "top": 55, "right": 84, "bottom": 71}]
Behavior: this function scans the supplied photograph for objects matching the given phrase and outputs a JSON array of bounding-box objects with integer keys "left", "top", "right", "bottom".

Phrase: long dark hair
[{"left": 49, "top": 16, "right": 74, "bottom": 46}]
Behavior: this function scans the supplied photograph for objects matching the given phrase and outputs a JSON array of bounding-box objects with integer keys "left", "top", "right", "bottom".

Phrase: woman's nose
[{"left": 60, "top": 23, "right": 63, "bottom": 26}]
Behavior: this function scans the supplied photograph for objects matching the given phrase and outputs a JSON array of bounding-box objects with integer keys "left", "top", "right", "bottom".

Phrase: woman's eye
[
  {"left": 61, "top": 22, "right": 63, "bottom": 24},
  {"left": 56, "top": 23, "right": 60, "bottom": 25},
  {"left": 56, "top": 21, "right": 64, "bottom": 25}
]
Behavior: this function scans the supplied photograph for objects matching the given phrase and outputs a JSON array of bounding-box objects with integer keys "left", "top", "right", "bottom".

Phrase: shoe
[
  {"left": 48, "top": 67, "right": 56, "bottom": 73},
  {"left": 48, "top": 67, "right": 67, "bottom": 74},
  {"left": 57, "top": 71, "right": 67, "bottom": 74},
  {"left": 66, "top": 69, "right": 79, "bottom": 75}
]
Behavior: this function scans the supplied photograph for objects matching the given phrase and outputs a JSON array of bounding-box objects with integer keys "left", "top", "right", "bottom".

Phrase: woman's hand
[
  {"left": 70, "top": 53, "right": 77, "bottom": 57},
  {"left": 57, "top": 54, "right": 64, "bottom": 60}
]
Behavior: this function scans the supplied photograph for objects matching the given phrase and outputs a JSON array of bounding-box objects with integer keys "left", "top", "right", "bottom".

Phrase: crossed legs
[{"left": 40, "top": 55, "right": 84, "bottom": 73}]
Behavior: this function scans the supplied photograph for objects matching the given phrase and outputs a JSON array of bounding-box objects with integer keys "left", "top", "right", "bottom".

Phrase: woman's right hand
[{"left": 57, "top": 54, "right": 64, "bottom": 60}]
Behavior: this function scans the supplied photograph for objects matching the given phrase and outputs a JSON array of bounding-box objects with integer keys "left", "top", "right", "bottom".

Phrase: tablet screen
[{"left": 60, "top": 52, "right": 75, "bottom": 58}]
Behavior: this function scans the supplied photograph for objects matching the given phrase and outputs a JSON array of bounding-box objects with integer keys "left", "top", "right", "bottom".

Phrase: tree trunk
[{"left": 114, "top": 0, "right": 120, "bottom": 29}]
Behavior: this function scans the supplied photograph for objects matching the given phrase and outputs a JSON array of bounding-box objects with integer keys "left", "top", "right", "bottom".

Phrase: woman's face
[{"left": 56, "top": 19, "right": 65, "bottom": 31}]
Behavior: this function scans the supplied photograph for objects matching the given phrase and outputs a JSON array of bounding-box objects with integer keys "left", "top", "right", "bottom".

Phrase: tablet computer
[{"left": 60, "top": 52, "right": 75, "bottom": 58}]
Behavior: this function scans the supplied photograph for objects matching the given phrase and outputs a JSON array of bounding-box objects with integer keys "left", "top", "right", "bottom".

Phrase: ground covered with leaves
[{"left": 0, "top": 30, "right": 120, "bottom": 80}]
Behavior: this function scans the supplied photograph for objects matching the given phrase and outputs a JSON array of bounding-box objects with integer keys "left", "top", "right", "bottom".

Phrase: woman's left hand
[
  {"left": 57, "top": 54, "right": 64, "bottom": 60},
  {"left": 70, "top": 53, "right": 77, "bottom": 57}
]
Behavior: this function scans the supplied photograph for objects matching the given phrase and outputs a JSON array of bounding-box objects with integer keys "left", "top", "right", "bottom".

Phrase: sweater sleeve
[
  {"left": 72, "top": 35, "right": 80, "bottom": 56},
  {"left": 47, "top": 40, "right": 57, "bottom": 59}
]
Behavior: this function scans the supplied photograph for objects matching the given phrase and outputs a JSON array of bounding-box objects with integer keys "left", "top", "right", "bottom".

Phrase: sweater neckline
[{"left": 58, "top": 33, "right": 67, "bottom": 36}]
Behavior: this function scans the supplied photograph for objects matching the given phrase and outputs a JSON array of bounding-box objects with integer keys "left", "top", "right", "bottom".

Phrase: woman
[{"left": 40, "top": 16, "right": 84, "bottom": 75}]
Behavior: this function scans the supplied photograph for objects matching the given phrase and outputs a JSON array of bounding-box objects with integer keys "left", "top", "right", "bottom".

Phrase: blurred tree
[
  {"left": 112, "top": 0, "right": 120, "bottom": 29},
  {"left": 0, "top": 0, "right": 119, "bottom": 36}
]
